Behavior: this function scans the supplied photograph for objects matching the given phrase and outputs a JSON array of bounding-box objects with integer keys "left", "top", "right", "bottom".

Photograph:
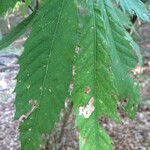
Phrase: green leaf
[
  {"left": 0, "top": 11, "right": 36, "bottom": 50},
  {"left": 0, "top": 0, "right": 141, "bottom": 149},
  {"left": 0, "top": 0, "right": 19, "bottom": 15},
  {"left": 115, "top": 0, "right": 150, "bottom": 22},
  {"left": 108, "top": 7, "right": 132, "bottom": 29},
  {"left": 125, "top": 32, "right": 143, "bottom": 66},
  {"left": 72, "top": 1, "right": 119, "bottom": 149},
  {"left": 100, "top": 0, "right": 139, "bottom": 118},
  {"left": 15, "top": 0, "right": 77, "bottom": 149}
]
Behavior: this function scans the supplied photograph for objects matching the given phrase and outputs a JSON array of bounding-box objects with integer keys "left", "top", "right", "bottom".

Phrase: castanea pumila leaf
[
  {"left": 0, "top": 0, "right": 149, "bottom": 149},
  {"left": 14, "top": 0, "right": 77, "bottom": 149}
]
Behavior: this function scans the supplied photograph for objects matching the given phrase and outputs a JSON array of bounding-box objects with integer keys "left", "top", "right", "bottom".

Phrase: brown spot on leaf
[{"left": 85, "top": 86, "right": 91, "bottom": 94}]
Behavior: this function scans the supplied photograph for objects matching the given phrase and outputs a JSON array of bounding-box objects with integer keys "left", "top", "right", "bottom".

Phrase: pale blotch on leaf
[
  {"left": 27, "top": 85, "right": 31, "bottom": 89},
  {"left": 40, "top": 86, "right": 43, "bottom": 91},
  {"left": 91, "top": 26, "right": 94, "bottom": 30},
  {"left": 72, "top": 65, "right": 75, "bottom": 76},
  {"left": 65, "top": 98, "right": 70, "bottom": 108},
  {"left": 75, "top": 46, "right": 80, "bottom": 54},
  {"left": 28, "top": 128, "right": 32, "bottom": 131},
  {"left": 82, "top": 137, "right": 86, "bottom": 144},
  {"left": 29, "top": 100, "right": 39, "bottom": 108},
  {"left": 69, "top": 81, "right": 74, "bottom": 95},
  {"left": 79, "top": 97, "right": 95, "bottom": 118}
]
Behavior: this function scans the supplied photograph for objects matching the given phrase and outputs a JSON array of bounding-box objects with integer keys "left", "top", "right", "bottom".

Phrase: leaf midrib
[{"left": 31, "top": 0, "right": 66, "bottom": 133}]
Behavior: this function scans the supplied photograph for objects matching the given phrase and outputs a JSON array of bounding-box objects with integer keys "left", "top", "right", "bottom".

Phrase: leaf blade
[
  {"left": 72, "top": 1, "right": 119, "bottom": 149},
  {"left": 15, "top": 0, "right": 77, "bottom": 149},
  {"left": 100, "top": 0, "right": 139, "bottom": 118}
]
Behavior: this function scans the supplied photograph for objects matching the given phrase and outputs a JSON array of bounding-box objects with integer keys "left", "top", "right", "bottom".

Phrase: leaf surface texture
[
  {"left": 15, "top": 0, "right": 77, "bottom": 149},
  {"left": 72, "top": 1, "right": 119, "bottom": 149}
]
